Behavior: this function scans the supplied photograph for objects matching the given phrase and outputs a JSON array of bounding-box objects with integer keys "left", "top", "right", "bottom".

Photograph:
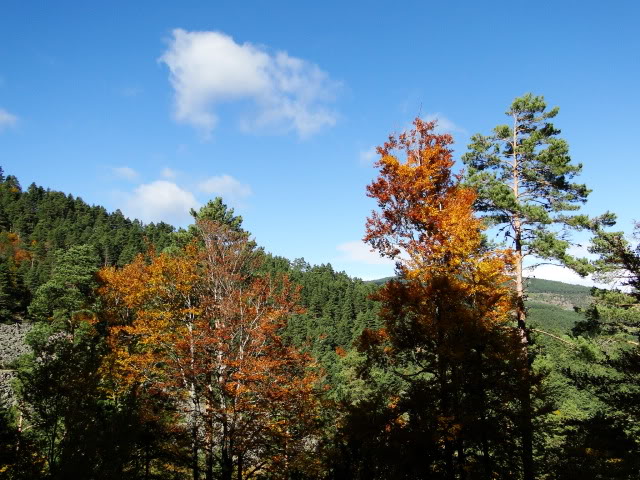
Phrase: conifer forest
[{"left": 1, "top": 95, "right": 639, "bottom": 480}]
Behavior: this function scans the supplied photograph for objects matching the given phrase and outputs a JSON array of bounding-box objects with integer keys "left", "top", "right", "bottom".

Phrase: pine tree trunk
[
  {"left": 481, "top": 431, "right": 491, "bottom": 480},
  {"left": 513, "top": 117, "right": 535, "bottom": 480},
  {"left": 457, "top": 438, "right": 467, "bottom": 480},
  {"left": 476, "top": 350, "right": 492, "bottom": 480},
  {"left": 145, "top": 442, "right": 150, "bottom": 480},
  {"left": 514, "top": 225, "right": 535, "bottom": 480},
  {"left": 205, "top": 380, "right": 214, "bottom": 480},
  {"left": 206, "top": 446, "right": 213, "bottom": 480},
  {"left": 221, "top": 418, "right": 233, "bottom": 480}
]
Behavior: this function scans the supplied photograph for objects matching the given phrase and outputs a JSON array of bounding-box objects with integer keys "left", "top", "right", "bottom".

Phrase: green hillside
[
  {"left": 526, "top": 277, "right": 593, "bottom": 310},
  {"left": 526, "top": 277, "right": 591, "bottom": 295},
  {"left": 3, "top": 170, "right": 638, "bottom": 479},
  {"left": 369, "top": 276, "right": 591, "bottom": 334}
]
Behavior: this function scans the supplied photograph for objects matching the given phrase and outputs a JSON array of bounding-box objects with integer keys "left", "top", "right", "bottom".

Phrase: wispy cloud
[
  {"left": 161, "top": 167, "right": 178, "bottom": 179},
  {"left": 359, "top": 146, "right": 378, "bottom": 165},
  {"left": 121, "top": 86, "right": 142, "bottom": 98},
  {"left": 159, "top": 29, "right": 340, "bottom": 138},
  {"left": 198, "top": 174, "right": 252, "bottom": 202},
  {"left": 121, "top": 180, "right": 198, "bottom": 225},
  {"left": 525, "top": 263, "right": 598, "bottom": 287},
  {"left": 421, "top": 113, "right": 465, "bottom": 135},
  {"left": 523, "top": 245, "right": 603, "bottom": 287},
  {"left": 113, "top": 166, "right": 139, "bottom": 181},
  {"left": 336, "top": 241, "right": 395, "bottom": 266},
  {"left": 0, "top": 108, "right": 18, "bottom": 132}
]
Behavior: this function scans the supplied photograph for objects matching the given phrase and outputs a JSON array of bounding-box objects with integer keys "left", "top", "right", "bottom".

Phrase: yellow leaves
[
  {"left": 366, "top": 118, "right": 516, "bottom": 328},
  {"left": 367, "top": 120, "right": 490, "bottom": 281},
  {"left": 97, "top": 223, "right": 321, "bottom": 472}
]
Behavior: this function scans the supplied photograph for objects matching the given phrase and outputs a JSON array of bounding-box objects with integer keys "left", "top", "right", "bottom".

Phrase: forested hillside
[
  {"left": 1, "top": 107, "right": 639, "bottom": 480},
  {"left": 0, "top": 169, "right": 176, "bottom": 322}
]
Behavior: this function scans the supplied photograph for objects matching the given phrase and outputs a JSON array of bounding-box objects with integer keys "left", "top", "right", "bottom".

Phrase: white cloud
[
  {"left": 198, "top": 174, "right": 252, "bottom": 202},
  {"left": 0, "top": 108, "right": 18, "bottom": 131},
  {"left": 121, "top": 86, "right": 142, "bottom": 97},
  {"left": 522, "top": 244, "right": 603, "bottom": 287},
  {"left": 159, "top": 29, "right": 339, "bottom": 138},
  {"left": 113, "top": 166, "right": 139, "bottom": 181},
  {"left": 122, "top": 180, "right": 198, "bottom": 225},
  {"left": 336, "top": 241, "right": 396, "bottom": 266},
  {"left": 359, "top": 146, "right": 378, "bottom": 165},
  {"left": 566, "top": 243, "right": 592, "bottom": 258},
  {"left": 161, "top": 167, "right": 178, "bottom": 179},
  {"left": 421, "top": 113, "right": 465, "bottom": 134},
  {"left": 525, "top": 264, "right": 596, "bottom": 287}
]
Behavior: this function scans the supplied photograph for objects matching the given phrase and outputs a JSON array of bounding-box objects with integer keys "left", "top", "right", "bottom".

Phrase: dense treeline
[
  {"left": 1, "top": 94, "right": 640, "bottom": 479},
  {"left": 0, "top": 170, "right": 176, "bottom": 321}
]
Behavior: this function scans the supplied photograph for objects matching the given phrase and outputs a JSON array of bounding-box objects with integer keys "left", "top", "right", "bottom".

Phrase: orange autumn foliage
[
  {"left": 359, "top": 119, "right": 521, "bottom": 477},
  {"left": 364, "top": 117, "right": 514, "bottom": 324},
  {"left": 98, "top": 221, "right": 321, "bottom": 479}
]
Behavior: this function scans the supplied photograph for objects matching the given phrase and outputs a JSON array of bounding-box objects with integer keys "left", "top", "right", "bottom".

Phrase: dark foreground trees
[
  {"left": 99, "top": 220, "right": 321, "bottom": 480},
  {"left": 330, "top": 119, "right": 527, "bottom": 479},
  {"left": 462, "top": 94, "right": 603, "bottom": 479},
  {"left": 554, "top": 223, "right": 640, "bottom": 478}
]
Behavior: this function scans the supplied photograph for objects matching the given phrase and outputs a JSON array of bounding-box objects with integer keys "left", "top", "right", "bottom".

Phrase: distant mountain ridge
[{"left": 367, "top": 276, "right": 592, "bottom": 334}]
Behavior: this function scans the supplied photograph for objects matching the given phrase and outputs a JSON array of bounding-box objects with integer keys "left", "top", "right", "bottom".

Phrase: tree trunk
[
  {"left": 436, "top": 303, "right": 455, "bottom": 480},
  {"left": 512, "top": 117, "right": 535, "bottom": 480},
  {"left": 237, "top": 453, "right": 243, "bottom": 480},
  {"left": 206, "top": 446, "right": 213, "bottom": 480},
  {"left": 221, "top": 446, "right": 233, "bottom": 480},
  {"left": 456, "top": 438, "right": 467, "bottom": 480},
  {"left": 205, "top": 380, "right": 214, "bottom": 480},
  {"left": 145, "top": 441, "right": 150, "bottom": 480},
  {"left": 192, "top": 422, "right": 200, "bottom": 480},
  {"left": 474, "top": 347, "right": 492, "bottom": 480}
]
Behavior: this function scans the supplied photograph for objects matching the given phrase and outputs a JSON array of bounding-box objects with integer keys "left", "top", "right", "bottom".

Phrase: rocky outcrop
[{"left": 0, "top": 322, "right": 32, "bottom": 406}]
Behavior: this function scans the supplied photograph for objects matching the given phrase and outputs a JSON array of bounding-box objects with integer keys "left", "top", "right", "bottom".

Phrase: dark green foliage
[
  {"left": 17, "top": 322, "right": 105, "bottom": 477},
  {"left": 261, "top": 256, "right": 381, "bottom": 384},
  {"left": 16, "top": 322, "right": 186, "bottom": 480},
  {"left": 0, "top": 406, "right": 45, "bottom": 479},
  {"left": 28, "top": 245, "right": 100, "bottom": 323},
  {"left": 190, "top": 198, "right": 244, "bottom": 232},
  {"left": 537, "top": 223, "right": 640, "bottom": 478},
  {"left": 527, "top": 278, "right": 591, "bottom": 296},
  {"left": 463, "top": 93, "right": 595, "bottom": 275},
  {"left": 0, "top": 169, "right": 177, "bottom": 322},
  {"left": 553, "top": 414, "right": 639, "bottom": 479}
]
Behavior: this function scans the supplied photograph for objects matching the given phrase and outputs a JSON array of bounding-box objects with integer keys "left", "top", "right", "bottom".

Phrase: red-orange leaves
[
  {"left": 98, "top": 221, "right": 320, "bottom": 478},
  {"left": 358, "top": 119, "right": 520, "bottom": 476},
  {"left": 365, "top": 118, "right": 484, "bottom": 277}
]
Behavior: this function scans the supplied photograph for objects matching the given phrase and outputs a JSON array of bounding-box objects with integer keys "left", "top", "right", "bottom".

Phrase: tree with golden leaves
[
  {"left": 357, "top": 119, "right": 524, "bottom": 479},
  {"left": 98, "top": 220, "right": 320, "bottom": 480}
]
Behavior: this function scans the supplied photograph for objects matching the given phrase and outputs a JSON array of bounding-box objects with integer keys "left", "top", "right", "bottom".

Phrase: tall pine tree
[{"left": 462, "top": 94, "right": 598, "bottom": 479}]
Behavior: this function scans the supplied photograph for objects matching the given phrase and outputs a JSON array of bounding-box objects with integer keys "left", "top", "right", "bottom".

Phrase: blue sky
[{"left": 1, "top": 1, "right": 639, "bottom": 282}]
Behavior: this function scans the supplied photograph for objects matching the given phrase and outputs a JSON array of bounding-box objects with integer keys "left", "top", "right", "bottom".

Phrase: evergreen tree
[
  {"left": 556, "top": 222, "right": 640, "bottom": 478},
  {"left": 28, "top": 245, "right": 100, "bottom": 327},
  {"left": 462, "top": 93, "right": 595, "bottom": 328},
  {"left": 190, "top": 197, "right": 244, "bottom": 232},
  {"left": 462, "top": 94, "right": 600, "bottom": 478}
]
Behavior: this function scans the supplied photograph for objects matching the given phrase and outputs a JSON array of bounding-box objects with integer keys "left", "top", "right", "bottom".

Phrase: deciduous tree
[
  {"left": 359, "top": 118, "right": 522, "bottom": 479},
  {"left": 99, "top": 220, "right": 320, "bottom": 480}
]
